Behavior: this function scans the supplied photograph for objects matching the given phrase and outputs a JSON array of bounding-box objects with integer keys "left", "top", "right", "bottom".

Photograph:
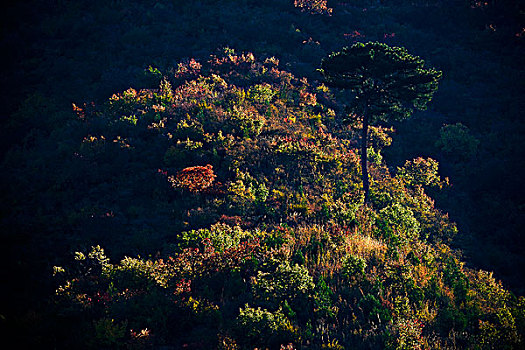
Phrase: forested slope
[{"left": 1, "top": 0, "right": 524, "bottom": 348}]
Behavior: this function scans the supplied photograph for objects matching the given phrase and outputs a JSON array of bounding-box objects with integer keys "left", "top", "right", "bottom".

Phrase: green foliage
[
  {"left": 435, "top": 122, "right": 479, "bottom": 161},
  {"left": 367, "top": 146, "right": 383, "bottom": 166},
  {"left": 342, "top": 254, "right": 367, "bottom": 279},
  {"left": 179, "top": 223, "right": 252, "bottom": 252},
  {"left": 313, "top": 276, "right": 335, "bottom": 318},
  {"left": 236, "top": 305, "right": 297, "bottom": 347},
  {"left": 319, "top": 42, "right": 442, "bottom": 123},
  {"left": 228, "top": 105, "right": 266, "bottom": 139},
  {"left": 397, "top": 157, "right": 446, "bottom": 189},
  {"left": 247, "top": 83, "right": 277, "bottom": 104},
  {"left": 254, "top": 260, "right": 315, "bottom": 303},
  {"left": 377, "top": 203, "right": 421, "bottom": 246},
  {"left": 369, "top": 125, "right": 394, "bottom": 150}
]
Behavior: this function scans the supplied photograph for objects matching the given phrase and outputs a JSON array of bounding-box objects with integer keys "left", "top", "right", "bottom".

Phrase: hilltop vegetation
[
  {"left": 6, "top": 47, "right": 524, "bottom": 349},
  {"left": 1, "top": 0, "right": 524, "bottom": 349}
]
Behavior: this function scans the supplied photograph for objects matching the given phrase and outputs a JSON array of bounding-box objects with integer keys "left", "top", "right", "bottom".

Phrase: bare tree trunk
[{"left": 361, "top": 112, "right": 370, "bottom": 204}]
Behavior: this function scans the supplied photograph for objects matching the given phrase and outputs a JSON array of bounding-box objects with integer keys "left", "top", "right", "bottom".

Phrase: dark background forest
[{"left": 1, "top": 0, "right": 524, "bottom": 348}]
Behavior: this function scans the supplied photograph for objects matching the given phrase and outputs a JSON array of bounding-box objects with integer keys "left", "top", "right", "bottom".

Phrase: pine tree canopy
[{"left": 319, "top": 42, "right": 442, "bottom": 123}]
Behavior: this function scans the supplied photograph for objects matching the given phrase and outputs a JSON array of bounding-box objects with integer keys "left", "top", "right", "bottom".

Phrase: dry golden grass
[{"left": 344, "top": 230, "right": 387, "bottom": 263}]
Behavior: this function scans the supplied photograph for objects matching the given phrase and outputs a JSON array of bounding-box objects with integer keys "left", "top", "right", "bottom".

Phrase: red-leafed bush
[{"left": 169, "top": 164, "right": 216, "bottom": 193}]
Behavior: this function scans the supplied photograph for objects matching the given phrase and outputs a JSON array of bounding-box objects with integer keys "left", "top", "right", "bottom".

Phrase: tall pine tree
[{"left": 319, "top": 42, "right": 442, "bottom": 204}]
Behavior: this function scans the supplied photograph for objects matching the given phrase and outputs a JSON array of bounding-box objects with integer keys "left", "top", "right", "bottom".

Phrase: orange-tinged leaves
[{"left": 169, "top": 164, "right": 216, "bottom": 193}]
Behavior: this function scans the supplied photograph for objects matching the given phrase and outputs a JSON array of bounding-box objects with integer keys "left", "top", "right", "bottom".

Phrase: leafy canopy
[{"left": 319, "top": 42, "right": 442, "bottom": 122}]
